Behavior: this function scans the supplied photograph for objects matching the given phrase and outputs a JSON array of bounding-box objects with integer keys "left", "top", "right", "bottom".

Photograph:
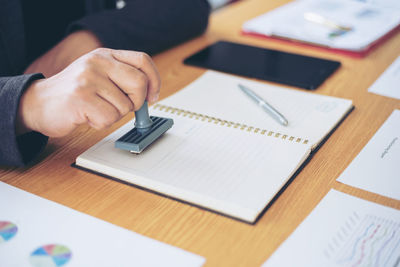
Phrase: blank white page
[
  {"left": 159, "top": 71, "right": 353, "bottom": 148},
  {"left": 368, "top": 55, "right": 400, "bottom": 100},
  {"left": 77, "top": 108, "right": 311, "bottom": 223},
  {"left": 337, "top": 109, "right": 400, "bottom": 201}
]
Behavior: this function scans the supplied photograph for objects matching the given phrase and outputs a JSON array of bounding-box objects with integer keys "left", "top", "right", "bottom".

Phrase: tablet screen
[{"left": 184, "top": 41, "right": 341, "bottom": 90}]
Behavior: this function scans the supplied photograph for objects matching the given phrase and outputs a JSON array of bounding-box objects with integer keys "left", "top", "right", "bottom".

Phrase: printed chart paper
[
  {"left": 262, "top": 190, "right": 400, "bottom": 267},
  {"left": 368, "top": 56, "right": 400, "bottom": 100},
  {"left": 0, "top": 182, "right": 205, "bottom": 267},
  {"left": 337, "top": 109, "right": 400, "bottom": 200}
]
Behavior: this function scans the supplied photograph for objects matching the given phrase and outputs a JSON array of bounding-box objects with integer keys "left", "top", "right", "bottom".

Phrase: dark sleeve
[
  {"left": 68, "top": 0, "right": 210, "bottom": 54},
  {"left": 0, "top": 74, "right": 48, "bottom": 167}
]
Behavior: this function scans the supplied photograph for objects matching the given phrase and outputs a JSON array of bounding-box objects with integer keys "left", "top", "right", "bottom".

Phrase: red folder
[{"left": 242, "top": 24, "right": 400, "bottom": 58}]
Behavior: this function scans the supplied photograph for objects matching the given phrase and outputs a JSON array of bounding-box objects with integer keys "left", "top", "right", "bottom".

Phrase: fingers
[
  {"left": 66, "top": 74, "right": 132, "bottom": 130},
  {"left": 110, "top": 49, "right": 161, "bottom": 103},
  {"left": 53, "top": 48, "right": 162, "bottom": 134},
  {"left": 81, "top": 96, "right": 121, "bottom": 130},
  {"left": 105, "top": 61, "right": 149, "bottom": 111},
  {"left": 93, "top": 75, "right": 135, "bottom": 115},
  {"left": 22, "top": 48, "right": 161, "bottom": 138},
  {"left": 82, "top": 48, "right": 160, "bottom": 109}
]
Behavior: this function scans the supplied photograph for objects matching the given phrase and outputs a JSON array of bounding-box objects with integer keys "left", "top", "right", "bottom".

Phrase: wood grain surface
[{"left": 1, "top": 0, "right": 399, "bottom": 266}]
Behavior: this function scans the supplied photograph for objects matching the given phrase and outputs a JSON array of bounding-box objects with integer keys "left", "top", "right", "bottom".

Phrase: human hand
[
  {"left": 24, "top": 30, "right": 102, "bottom": 77},
  {"left": 17, "top": 48, "right": 160, "bottom": 137}
]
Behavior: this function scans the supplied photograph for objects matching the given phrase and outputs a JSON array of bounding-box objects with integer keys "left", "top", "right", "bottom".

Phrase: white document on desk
[
  {"left": 354, "top": 0, "right": 400, "bottom": 9},
  {"left": 337, "top": 109, "right": 400, "bottom": 201},
  {"left": 242, "top": 0, "right": 400, "bottom": 52},
  {"left": 368, "top": 55, "right": 400, "bottom": 100},
  {"left": 262, "top": 189, "right": 400, "bottom": 267},
  {"left": 0, "top": 182, "right": 205, "bottom": 267}
]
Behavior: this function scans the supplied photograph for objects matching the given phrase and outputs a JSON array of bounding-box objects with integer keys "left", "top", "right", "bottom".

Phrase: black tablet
[{"left": 184, "top": 41, "right": 341, "bottom": 90}]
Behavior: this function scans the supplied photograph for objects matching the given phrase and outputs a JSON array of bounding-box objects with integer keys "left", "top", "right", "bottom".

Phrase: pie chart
[
  {"left": 30, "top": 244, "right": 72, "bottom": 267},
  {"left": 0, "top": 221, "right": 18, "bottom": 243}
]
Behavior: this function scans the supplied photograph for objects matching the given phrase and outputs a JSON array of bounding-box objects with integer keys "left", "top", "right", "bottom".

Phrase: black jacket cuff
[{"left": 0, "top": 73, "right": 48, "bottom": 166}]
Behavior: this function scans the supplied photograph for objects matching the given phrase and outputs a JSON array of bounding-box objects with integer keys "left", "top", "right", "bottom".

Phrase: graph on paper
[
  {"left": 324, "top": 212, "right": 400, "bottom": 267},
  {"left": 262, "top": 191, "right": 400, "bottom": 267}
]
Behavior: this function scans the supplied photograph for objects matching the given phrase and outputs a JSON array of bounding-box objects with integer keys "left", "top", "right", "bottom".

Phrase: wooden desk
[{"left": 1, "top": 0, "right": 400, "bottom": 265}]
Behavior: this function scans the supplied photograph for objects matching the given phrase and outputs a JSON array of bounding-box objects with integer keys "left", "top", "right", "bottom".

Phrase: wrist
[
  {"left": 24, "top": 30, "right": 102, "bottom": 77},
  {"left": 16, "top": 79, "right": 43, "bottom": 135}
]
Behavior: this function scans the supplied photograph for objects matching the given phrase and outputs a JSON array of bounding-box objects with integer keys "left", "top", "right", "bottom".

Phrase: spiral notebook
[{"left": 75, "top": 71, "right": 353, "bottom": 223}]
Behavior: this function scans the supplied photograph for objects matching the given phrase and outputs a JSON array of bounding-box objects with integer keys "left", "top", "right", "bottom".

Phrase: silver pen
[
  {"left": 303, "top": 12, "right": 353, "bottom": 32},
  {"left": 238, "top": 84, "right": 289, "bottom": 126}
]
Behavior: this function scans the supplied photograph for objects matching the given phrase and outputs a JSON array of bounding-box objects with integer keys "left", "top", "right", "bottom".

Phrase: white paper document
[
  {"left": 159, "top": 71, "right": 353, "bottom": 148},
  {"left": 368, "top": 56, "right": 400, "bottom": 100},
  {"left": 353, "top": 0, "right": 400, "bottom": 9},
  {"left": 262, "top": 190, "right": 400, "bottom": 267},
  {"left": 242, "top": 0, "right": 400, "bottom": 52},
  {"left": 0, "top": 182, "right": 205, "bottom": 267},
  {"left": 337, "top": 110, "right": 400, "bottom": 201}
]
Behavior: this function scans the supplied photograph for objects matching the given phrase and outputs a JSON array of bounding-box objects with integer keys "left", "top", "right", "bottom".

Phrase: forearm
[{"left": 24, "top": 30, "right": 102, "bottom": 77}]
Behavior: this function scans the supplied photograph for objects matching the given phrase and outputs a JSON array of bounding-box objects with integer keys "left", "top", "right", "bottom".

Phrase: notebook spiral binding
[{"left": 153, "top": 104, "right": 309, "bottom": 145}]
